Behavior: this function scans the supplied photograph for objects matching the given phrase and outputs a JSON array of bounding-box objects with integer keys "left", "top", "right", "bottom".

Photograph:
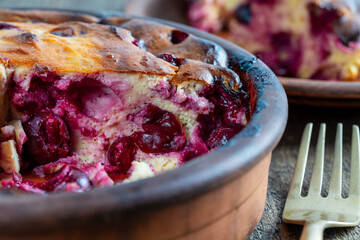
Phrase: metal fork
[{"left": 283, "top": 123, "right": 360, "bottom": 239}]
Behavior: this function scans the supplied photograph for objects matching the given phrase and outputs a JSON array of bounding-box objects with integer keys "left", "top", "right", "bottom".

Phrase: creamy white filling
[{"left": 123, "top": 161, "right": 156, "bottom": 183}]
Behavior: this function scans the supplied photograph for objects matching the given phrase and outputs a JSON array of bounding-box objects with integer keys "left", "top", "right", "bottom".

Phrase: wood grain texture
[{"left": 251, "top": 105, "right": 360, "bottom": 240}]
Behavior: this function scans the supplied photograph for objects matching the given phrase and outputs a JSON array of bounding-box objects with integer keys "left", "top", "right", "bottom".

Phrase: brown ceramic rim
[{"left": 0, "top": 9, "right": 288, "bottom": 228}]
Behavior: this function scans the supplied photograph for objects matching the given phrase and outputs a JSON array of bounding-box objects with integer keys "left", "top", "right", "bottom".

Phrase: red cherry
[
  {"left": 206, "top": 127, "right": 237, "bottom": 149},
  {"left": 23, "top": 112, "right": 71, "bottom": 165},
  {"left": 170, "top": 30, "right": 189, "bottom": 44},
  {"left": 40, "top": 165, "right": 91, "bottom": 192},
  {"left": 107, "top": 136, "right": 137, "bottom": 174},
  {"left": 156, "top": 53, "right": 185, "bottom": 67},
  {"left": 9, "top": 78, "right": 55, "bottom": 114},
  {"left": 197, "top": 83, "right": 246, "bottom": 149},
  {"left": 132, "top": 104, "right": 186, "bottom": 153}
]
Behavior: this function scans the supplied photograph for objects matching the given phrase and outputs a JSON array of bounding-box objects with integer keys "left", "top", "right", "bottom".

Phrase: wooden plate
[
  {"left": 279, "top": 77, "right": 360, "bottom": 107},
  {"left": 125, "top": 0, "right": 360, "bottom": 108}
]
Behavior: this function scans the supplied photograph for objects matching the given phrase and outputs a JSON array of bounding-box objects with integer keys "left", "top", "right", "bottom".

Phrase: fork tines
[
  {"left": 288, "top": 123, "right": 360, "bottom": 199},
  {"left": 283, "top": 123, "right": 360, "bottom": 239}
]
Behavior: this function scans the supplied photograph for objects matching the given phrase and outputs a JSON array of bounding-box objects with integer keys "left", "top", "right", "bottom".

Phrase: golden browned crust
[
  {"left": 0, "top": 21, "right": 177, "bottom": 77},
  {"left": 100, "top": 17, "right": 241, "bottom": 90},
  {"left": 104, "top": 18, "right": 228, "bottom": 67},
  {"left": 0, "top": 9, "right": 99, "bottom": 24},
  {"left": 174, "top": 59, "right": 241, "bottom": 91},
  {"left": 0, "top": 9, "right": 241, "bottom": 98}
]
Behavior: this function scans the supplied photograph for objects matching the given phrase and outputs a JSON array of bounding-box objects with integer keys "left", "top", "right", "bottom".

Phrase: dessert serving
[
  {"left": 0, "top": 9, "right": 252, "bottom": 193},
  {"left": 0, "top": 9, "right": 288, "bottom": 240},
  {"left": 187, "top": 0, "right": 360, "bottom": 81}
]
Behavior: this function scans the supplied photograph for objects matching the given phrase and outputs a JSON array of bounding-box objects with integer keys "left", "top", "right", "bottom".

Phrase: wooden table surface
[
  {"left": 1, "top": 1, "right": 360, "bottom": 239},
  {"left": 251, "top": 104, "right": 360, "bottom": 239}
]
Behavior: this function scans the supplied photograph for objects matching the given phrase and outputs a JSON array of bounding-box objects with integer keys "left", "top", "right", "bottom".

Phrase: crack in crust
[{"left": 100, "top": 17, "right": 241, "bottom": 91}]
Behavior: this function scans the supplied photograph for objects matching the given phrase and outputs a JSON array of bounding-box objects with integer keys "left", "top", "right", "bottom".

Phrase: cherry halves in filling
[
  {"left": 132, "top": 104, "right": 186, "bottom": 154},
  {"left": 107, "top": 136, "right": 137, "bottom": 174},
  {"left": 4, "top": 72, "right": 247, "bottom": 193},
  {"left": 22, "top": 112, "right": 71, "bottom": 165}
]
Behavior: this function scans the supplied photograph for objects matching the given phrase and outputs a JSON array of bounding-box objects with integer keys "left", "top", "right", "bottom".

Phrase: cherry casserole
[{"left": 0, "top": 10, "right": 253, "bottom": 194}]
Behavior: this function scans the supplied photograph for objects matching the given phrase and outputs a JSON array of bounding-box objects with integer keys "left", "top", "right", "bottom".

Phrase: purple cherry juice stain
[{"left": 156, "top": 53, "right": 185, "bottom": 67}]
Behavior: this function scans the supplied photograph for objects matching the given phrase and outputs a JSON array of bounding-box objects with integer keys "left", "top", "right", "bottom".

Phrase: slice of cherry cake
[
  {"left": 187, "top": 0, "right": 360, "bottom": 81},
  {"left": 0, "top": 13, "right": 251, "bottom": 193}
]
